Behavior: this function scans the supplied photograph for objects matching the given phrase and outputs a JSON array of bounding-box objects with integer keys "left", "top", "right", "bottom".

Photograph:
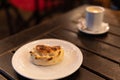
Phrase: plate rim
[{"left": 12, "top": 38, "right": 83, "bottom": 80}]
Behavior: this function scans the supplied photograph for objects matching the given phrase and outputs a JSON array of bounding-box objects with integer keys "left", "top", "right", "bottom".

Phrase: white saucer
[{"left": 77, "top": 19, "right": 110, "bottom": 35}]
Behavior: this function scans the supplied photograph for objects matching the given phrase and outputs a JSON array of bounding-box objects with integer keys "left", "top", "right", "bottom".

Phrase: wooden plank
[
  {"left": 0, "top": 74, "right": 7, "bottom": 80},
  {"left": 81, "top": 49, "right": 120, "bottom": 80},
  {"left": 61, "top": 68, "right": 105, "bottom": 80},
  {"left": 61, "top": 23, "right": 120, "bottom": 48},
  {"left": 104, "top": 10, "right": 120, "bottom": 28},
  {"left": 0, "top": 35, "right": 53, "bottom": 56}
]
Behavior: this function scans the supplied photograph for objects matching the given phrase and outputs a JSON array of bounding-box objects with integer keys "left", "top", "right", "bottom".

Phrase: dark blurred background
[{"left": 0, "top": 0, "right": 120, "bottom": 39}]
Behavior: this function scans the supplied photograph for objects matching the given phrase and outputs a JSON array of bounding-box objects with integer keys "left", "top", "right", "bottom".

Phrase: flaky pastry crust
[{"left": 30, "top": 45, "right": 64, "bottom": 66}]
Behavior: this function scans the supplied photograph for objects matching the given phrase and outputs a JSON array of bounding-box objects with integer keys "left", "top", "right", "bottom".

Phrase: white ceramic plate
[
  {"left": 12, "top": 39, "right": 83, "bottom": 80},
  {"left": 77, "top": 19, "right": 110, "bottom": 35}
]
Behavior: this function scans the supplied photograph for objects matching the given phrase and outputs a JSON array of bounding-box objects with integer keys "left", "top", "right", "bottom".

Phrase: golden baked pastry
[{"left": 29, "top": 45, "right": 64, "bottom": 66}]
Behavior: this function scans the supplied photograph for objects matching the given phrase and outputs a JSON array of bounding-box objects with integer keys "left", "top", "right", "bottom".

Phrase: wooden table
[{"left": 0, "top": 5, "right": 120, "bottom": 80}]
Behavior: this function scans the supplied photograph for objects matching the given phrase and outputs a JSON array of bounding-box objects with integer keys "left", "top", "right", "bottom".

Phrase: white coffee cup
[{"left": 85, "top": 6, "right": 105, "bottom": 31}]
